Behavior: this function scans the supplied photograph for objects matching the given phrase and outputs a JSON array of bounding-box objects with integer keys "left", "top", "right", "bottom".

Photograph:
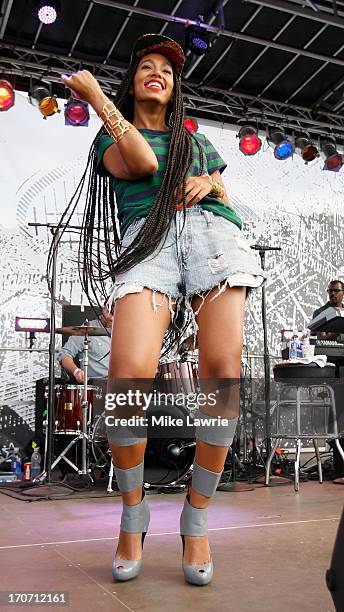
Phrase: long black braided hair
[{"left": 47, "top": 53, "right": 206, "bottom": 348}]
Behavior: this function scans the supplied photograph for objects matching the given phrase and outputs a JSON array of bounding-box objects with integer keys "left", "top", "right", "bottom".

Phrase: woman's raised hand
[{"left": 61, "top": 70, "right": 105, "bottom": 107}]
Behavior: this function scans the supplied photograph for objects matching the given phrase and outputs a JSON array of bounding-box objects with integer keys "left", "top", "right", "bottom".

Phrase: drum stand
[
  {"left": 217, "top": 431, "right": 254, "bottom": 492},
  {"left": 37, "top": 329, "right": 93, "bottom": 483}
]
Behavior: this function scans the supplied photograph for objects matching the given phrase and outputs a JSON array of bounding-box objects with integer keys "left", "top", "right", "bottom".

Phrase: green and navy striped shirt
[{"left": 95, "top": 128, "right": 242, "bottom": 237}]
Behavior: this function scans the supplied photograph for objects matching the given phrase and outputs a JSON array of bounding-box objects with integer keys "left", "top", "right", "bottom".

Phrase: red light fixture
[
  {"left": 321, "top": 137, "right": 343, "bottom": 172},
  {"left": 0, "top": 80, "right": 15, "bottom": 111},
  {"left": 238, "top": 125, "right": 261, "bottom": 156},
  {"left": 295, "top": 134, "right": 319, "bottom": 163},
  {"left": 184, "top": 117, "right": 198, "bottom": 133},
  {"left": 64, "top": 98, "right": 89, "bottom": 126}
]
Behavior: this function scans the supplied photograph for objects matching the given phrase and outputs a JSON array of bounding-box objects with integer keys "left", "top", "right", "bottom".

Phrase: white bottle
[{"left": 31, "top": 448, "right": 41, "bottom": 478}]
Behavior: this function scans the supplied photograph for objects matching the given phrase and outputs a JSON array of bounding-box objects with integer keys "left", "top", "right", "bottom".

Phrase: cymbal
[{"left": 56, "top": 325, "right": 109, "bottom": 337}]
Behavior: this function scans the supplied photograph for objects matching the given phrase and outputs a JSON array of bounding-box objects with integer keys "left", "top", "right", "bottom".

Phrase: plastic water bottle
[
  {"left": 302, "top": 330, "right": 310, "bottom": 358},
  {"left": 290, "top": 330, "right": 299, "bottom": 359},
  {"left": 11, "top": 454, "right": 22, "bottom": 480},
  {"left": 31, "top": 448, "right": 41, "bottom": 478}
]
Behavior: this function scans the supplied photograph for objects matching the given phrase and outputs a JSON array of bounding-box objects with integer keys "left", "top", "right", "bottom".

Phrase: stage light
[
  {"left": 15, "top": 317, "right": 50, "bottom": 333},
  {"left": 184, "top": 117, "right": 198, "bottom": 133},
  {"left": 64, "top": 98, "right": 89, "bottom": 126},
  {"left": 268, "top": 127, "right": 294, "bottom": 160},
  {"left": 185, "top": 24, "right": 210, "bottom": 56},
  {"left": 238, "top": 125, "right": 262, "bottom": 156},
  {"left": 295, "top": 135, "right": 319, "bottom": 164},
  {"left": 320, "top": 137, "right": 343, "bottom": 172},
  {"left": 34, "top": 1, "right": 60, "bottom": 24},
  {"left": 0, "top": 80, "right": 15, "bottom": 111},
  {"left": 28, "top": 85, "right": 59, "bottom": 118}
]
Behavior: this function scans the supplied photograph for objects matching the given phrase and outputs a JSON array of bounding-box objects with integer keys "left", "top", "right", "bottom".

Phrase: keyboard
[
  {"left": 314, "top": 341, "right": 344, "bottom": 360},
  {"left": 308, "top": 306, "right": 344, "bottom": 334}
]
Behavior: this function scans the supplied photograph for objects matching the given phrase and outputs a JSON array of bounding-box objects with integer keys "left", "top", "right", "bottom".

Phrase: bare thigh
[
  {"left": 192, "top": 285, "right": 246, "bottom": 378},
  {"left": 192, "top": 285, "right": 246, "bottom": 421},
  {"left": 109, "top": 288, "right": 173, "bottom": 379}
]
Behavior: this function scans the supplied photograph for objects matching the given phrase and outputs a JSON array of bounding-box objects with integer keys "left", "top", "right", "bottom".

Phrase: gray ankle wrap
[
  {"left": 195, "top": 408, "right": 238, "bottom": 447},
  {"left": 114, "top": 460, "right": 144, "bottom": 493},
  {"left": 191, "top": 461, "right": 222, "bottom": 497},
  {"left": 120, "top": 496, "right": 150, "bottom": 533},
  {"left": 106, "top": 420, "right": 146, "bottom": 446},
  {"left": 180, "top": 496, "right": 208, "bottom": 537}
]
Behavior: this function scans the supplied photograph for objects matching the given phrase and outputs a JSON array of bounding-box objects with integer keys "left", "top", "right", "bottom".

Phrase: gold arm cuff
[{"left": 98, "top": 101, "right": 130, "bottom": 144}]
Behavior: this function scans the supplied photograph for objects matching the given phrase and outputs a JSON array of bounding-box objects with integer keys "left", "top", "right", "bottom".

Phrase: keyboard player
[
  {"left": 313, "top": 279, "right": 344, "bottom": 482},
  {"left": 312, "top": 280, "right": 344, "bottom": 342}
]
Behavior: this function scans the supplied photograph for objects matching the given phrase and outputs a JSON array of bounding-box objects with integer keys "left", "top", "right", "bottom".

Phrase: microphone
[
  {"left": 250, "top": 245, "right": 281, "bottom": 251},
  {"left": 167, "top": 441, "right": 196, "bottom": 458}
]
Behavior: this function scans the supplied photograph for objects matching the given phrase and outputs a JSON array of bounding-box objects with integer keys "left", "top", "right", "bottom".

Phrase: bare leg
[
  {"left": 108, "top": 288, "right": 172, "bottom": 561},
  {"left": 183, "top": 285, "right": 246, "bottom": 565}
]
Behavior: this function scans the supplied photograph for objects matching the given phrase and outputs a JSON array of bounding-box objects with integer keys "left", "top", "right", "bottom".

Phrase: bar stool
[{"left": 265, "top": 362, "right": 344, "bottom": 491}]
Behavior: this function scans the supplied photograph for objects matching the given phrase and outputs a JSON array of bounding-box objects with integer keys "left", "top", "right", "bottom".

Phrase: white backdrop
[{"left": 1, "top": 91, "right": 344, "bottom": 437}]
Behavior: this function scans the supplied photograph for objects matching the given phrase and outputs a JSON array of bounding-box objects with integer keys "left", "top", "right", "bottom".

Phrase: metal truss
[
  {"left": 0, "top": 43, "right": 126, "bottom": 89},
  {"left": 244, "top": 0, "right": 344, "bottom": 26},
  {"left": 92, "top": 0, "right": 344, "bottom": 68},
  {"left": 1, "top": 43, "right": 344, "bottom": 137}
]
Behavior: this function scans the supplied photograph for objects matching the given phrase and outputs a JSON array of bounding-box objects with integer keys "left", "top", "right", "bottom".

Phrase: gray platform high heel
[
  {"left": 180, "top": 461, "right": 222, "bottom": 586},
  {"left": 112, "top": 460, "right": 150, "bottom": 582}
]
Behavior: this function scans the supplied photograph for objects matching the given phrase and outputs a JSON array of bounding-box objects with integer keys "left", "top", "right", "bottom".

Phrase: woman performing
[{"left": 61, "top": 33, "right": 266, "bottom": 586}]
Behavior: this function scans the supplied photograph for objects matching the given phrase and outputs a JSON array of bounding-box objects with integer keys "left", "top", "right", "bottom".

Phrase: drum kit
[{"left": 40, "top": 323, "right": 199, "bottom": 491}]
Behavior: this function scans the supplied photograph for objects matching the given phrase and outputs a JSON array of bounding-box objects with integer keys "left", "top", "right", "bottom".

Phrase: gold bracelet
[
  {"left": 208, "top": 176, "right": 225, "bottom": 199},
  {"left": 98, "top": 101, "right": 131, "bottom": 144}
]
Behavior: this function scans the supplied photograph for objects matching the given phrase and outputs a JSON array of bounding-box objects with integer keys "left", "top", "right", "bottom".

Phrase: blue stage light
[
  {"left": 268, "top": 127, "right": 294, "bottom": 160},
  {"left": 191, "top": 36, "right": 209, "bottom": 52},
  {"left": 185, "top": 25, "right": 211, "bottom": 56},
  {"left": 275, "top": 141, "right": 294, "bottom": 160}
]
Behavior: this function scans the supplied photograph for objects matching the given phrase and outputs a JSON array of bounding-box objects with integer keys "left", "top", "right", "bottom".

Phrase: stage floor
[{"left": 0, "top": 480, "right": 342, "bottom": 612}]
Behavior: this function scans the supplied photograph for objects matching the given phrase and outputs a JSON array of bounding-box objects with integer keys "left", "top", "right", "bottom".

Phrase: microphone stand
[
  {"left": 22, "top": 222, "right": 85, "bottom": 498},
  {"left": 250, "top": 245, "right": 289, "bottom": 485},
  {"left": 250, "top": 245, "right": 281, "bottom": 458}
]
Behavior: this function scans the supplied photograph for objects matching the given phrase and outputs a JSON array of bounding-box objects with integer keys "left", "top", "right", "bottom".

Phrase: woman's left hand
[{"left": 176, "top": 175, "right": 212, "bottom": 210}]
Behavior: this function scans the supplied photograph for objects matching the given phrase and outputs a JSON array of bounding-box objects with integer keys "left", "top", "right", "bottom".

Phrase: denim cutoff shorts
[{"left": 107, "top": 206, "right": 266, "bottom": 324}]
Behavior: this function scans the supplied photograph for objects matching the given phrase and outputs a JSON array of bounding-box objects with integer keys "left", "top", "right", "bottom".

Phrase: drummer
[{"left": 58, "top": 306, "right": 112, "bottom": 382}]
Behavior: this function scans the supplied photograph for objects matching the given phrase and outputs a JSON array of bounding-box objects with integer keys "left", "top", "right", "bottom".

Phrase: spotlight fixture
[
  {"left": 184, "top": 117, "right": 198, "bottom": 133},
  {"left": 64, "top": 98, "right": 89, "bottom": 126},
  {"left": 28, "top": 85, "right": 59, "bottom": 118},
  {"left": 0, "top": 79, "right": 15, "bottom": 111},
  {"left": 268, "top": 127, "right": 294, "bottom": 160},
  {"left": 15, "top": 316, "right": 50, "bottom": 350},
  {"left": 15, "top": 317, "right": 50, "bottom": 333},
  {"left": 238, "top": 125, "right": 262, "bottom": 156},
  {"left": 320, "top": 137, "right": 343, "bottom": 172},
  {"left": 295, "top": 134, "right": 319, "bottom": 163},
  {"left": 185, "top": 24, "right": 211, "bottom": 56},
  {"left": 34, "top": 1, "right": 61, "bottom": 24}
]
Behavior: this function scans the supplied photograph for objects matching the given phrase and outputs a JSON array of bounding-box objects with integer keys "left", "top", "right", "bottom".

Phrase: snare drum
[
  {"left": 179, "top": 350, "right": 199, "bottom": 395},
  {"left": 49, "top": 384, "right": 94, "bottom": 433},
  {"left": 156, "top": 358, "right": 183, "bottom": 395}
]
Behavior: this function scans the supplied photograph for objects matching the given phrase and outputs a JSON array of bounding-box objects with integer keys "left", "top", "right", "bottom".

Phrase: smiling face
[{"left": 132, "top": 52, "right": 174, "bottom": 107}]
